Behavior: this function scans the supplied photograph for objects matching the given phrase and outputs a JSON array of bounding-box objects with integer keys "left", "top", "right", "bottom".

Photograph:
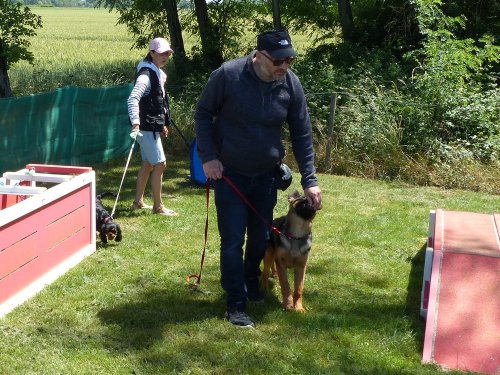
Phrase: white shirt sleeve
[{"left": 127, "top": 74, "right": 151, "bottom": 125}]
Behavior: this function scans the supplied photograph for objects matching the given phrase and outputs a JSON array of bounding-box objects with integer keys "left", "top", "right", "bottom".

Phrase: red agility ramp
[{"left": 422, "top": 209, "right": 500, "bottom": 374}]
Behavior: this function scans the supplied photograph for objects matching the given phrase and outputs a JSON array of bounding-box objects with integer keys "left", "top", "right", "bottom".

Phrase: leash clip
[{"left": 187, "top": 274, "right": 201, "bottom": 289}]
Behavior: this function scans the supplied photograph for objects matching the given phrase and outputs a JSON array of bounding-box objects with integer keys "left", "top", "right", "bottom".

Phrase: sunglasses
[{"left": 260, "top": 51, "right": 295, "bottom": 66}]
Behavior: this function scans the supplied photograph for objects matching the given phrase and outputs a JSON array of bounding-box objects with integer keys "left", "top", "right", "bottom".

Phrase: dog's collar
[
  {"left": 282, "top": 232, "right": 312, "bottom": 242},
  {"left": 103, "top": 216, "right": 112, "bottom": 223},
  {"left": 276, "top": 217, "right": 312, "bottom": 242}
]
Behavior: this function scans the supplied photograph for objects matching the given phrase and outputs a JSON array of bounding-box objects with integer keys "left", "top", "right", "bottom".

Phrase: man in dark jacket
[{"left": 195, "top": 29, "right": 322, "bottom": 328}]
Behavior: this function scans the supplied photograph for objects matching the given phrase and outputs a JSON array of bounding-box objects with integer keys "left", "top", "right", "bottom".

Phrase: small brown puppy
[{"left": 262, "top": 191, "right": 317, "bottom": 312}]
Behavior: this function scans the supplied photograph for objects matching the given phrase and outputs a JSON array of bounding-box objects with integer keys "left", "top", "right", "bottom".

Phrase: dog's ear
[
  {"left": 288, "top": 190, "right": 301, "bottom": 202},
  {"left": 115, "top": 225, "right": 122, "bottom": 242}
]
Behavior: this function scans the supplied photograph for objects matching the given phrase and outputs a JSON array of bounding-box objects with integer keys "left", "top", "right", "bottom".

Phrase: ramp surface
[{"left": 422, "top": 209, "right": 500, "bottom": 374}]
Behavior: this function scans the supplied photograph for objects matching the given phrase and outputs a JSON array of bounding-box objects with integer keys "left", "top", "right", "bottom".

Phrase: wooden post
[
  {"left": 323, "top": 93, "right": 337, "bottom": 170},
  {"left": 272, "top": 0, "right": 282, "bottom": 30}
]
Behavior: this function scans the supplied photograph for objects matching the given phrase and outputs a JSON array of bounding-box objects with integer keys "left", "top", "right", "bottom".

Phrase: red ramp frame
[{"left": 422, "top": 209, "right": 500, "bottom": 374}]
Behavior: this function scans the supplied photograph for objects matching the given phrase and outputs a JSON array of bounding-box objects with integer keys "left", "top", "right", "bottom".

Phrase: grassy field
[
  {"left": 9, "top": 7, "right": 314, "bottom": 97},
  {"left": 1, "top": 154, "right": 497, "bottom": 374},
  {"left": 9, "top": 7, "right": 144, "bottom": 96}
]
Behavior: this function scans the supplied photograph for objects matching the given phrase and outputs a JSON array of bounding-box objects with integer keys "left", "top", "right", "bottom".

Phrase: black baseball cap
[{"left": 257, "top": 30, "right": 298, "bottom": 59}]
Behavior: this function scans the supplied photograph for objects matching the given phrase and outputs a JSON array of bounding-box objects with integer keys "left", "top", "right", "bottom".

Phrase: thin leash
[
  {"left": 187, "top": 179, "right": 211, "bottom": 291},
  {"left": 187, "top": 175, "right": 285, "bottom": 290},
  {"left": 111, "top": 137, "right": 137, "bottom": 219},
  {"left": 221, "top": 175, "right": 284, "bottom": 238}
]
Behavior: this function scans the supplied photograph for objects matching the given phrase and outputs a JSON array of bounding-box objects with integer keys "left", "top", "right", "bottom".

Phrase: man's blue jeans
[{"left": 213, "top": 168, "right": 277, "bottom": 310}]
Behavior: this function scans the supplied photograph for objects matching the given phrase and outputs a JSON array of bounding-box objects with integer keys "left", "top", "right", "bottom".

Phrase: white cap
[{"left": 150, "top": 37, "right": 173, "bottom": 54}]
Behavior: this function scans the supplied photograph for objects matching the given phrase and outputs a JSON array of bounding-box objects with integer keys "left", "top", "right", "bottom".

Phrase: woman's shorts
[{"left": 137, "top": 131, "right": 166, "bottom": 165}]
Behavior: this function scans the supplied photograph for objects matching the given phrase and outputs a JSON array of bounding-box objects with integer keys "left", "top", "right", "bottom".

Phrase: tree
[
  {"left": 337, "top": 0, "right": 355, "bottom": 42},
  {"left": 96, "top": 0, "right": 226, "bottom": 70},
  {"left": 162, "top": 0, "right": 186, "bottom": 62},
  {"left": 193, "top": 0, "right": 223, "bottom": 68},
  {"left": 0, "top": 0, "right": 42, "bottom": 97},
  {"left": 95, "top": 0, "right": 186, "bottom": 66}
]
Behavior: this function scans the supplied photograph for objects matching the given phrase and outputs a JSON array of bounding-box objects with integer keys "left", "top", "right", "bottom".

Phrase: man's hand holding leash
[
  {"left": 204, "top": 159, "right": 322, "bottom": 210},
  {"left": 203, "top": 159, "right": 224, "bottom": 180}
]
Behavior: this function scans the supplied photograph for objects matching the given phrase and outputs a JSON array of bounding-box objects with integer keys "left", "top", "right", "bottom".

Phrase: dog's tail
[{"left": 97, "top": 191, "right": 117, "bottom": 200}]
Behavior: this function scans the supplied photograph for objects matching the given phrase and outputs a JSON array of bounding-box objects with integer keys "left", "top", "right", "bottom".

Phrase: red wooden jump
[{"left": 0, "top": 164, "right": 96, "bottom": 318}]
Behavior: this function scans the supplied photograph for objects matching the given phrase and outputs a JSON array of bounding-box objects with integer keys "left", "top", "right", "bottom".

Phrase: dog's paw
[
  {"left": 283, "top": 297, "right": 294, "bottom": 311},
  {"left": 294, "top": 304, "right": 306, "bottom": 313}
]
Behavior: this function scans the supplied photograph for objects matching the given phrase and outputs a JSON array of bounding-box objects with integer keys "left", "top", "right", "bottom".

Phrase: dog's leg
[
  {"left": 275, "top": 260, "right": 293, "bottom": 310},
  {"left": 261, "top": 246, "right": 274, "bottom": 289},
  {"left": 293, "top": 264, "right": 307, "bottom": 313},
  {"left": 99, "top": 225, "right": 108, "bottom": 244},
  {"left": 116, "top": 226, "right": 122, "bottom": 242},
  {"left": 271, "top": 259, "right": 278, "bottom": 278}
]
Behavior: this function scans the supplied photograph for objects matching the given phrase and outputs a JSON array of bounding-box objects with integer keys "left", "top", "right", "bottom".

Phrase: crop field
[
  {"left": 9, "top": 7, "right": 315, "bottom": 97},
  {"left": 9, "top": 7, "right": 145, "bottom": 96}
]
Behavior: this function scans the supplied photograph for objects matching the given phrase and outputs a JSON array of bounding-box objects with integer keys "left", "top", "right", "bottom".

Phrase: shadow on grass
[
  {"left": 97, "top": 286, "right": 222, "bottom": 351},
  {"left": 406, "top": 243, "right": 427, "bottom": 349}
]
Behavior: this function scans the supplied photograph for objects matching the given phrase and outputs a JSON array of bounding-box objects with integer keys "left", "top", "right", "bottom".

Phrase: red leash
[
  {"left": 187, "top": 175, "right": 284, "bottom": 289},
  {"left": 221, "top": 176, "right": 283, "bottom": 237},
  {"left": 186, "top": 179, "right": 211, "bottom": 289}
]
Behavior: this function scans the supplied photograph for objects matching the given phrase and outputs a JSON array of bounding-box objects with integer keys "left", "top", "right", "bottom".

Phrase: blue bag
[{"left": 189, "top": 138, "right": 207, "bottom": 186}]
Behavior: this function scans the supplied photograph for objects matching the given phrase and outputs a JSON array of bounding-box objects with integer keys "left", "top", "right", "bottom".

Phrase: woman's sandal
[
  {"left": 153, "top": 205, "right": 178, "bottom": 216},
  {"left": 131, "top": 201, "right": 153, "bottom": 211}
]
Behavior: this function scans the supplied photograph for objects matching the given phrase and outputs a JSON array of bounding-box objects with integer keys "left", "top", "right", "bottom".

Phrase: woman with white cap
[{"left": 127, "top": 37, "right": 178, "bottom": 216}]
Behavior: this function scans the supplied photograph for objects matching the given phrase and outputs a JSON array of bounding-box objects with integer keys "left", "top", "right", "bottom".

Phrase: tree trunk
[
  {"left": 337, "top": 0, "right": 356, "bottom": 42},
  {"left": 272, "top": 0, "right": 282, "bottom": 30},
  {"left": 162, "top": 0, "right": 185, "bottom": 58},
  {"left": 193, "top": 0, "right": 223, "bottom": 68},
  {"left": 0, "top": 40, "right": 13, "bottom": 98}
]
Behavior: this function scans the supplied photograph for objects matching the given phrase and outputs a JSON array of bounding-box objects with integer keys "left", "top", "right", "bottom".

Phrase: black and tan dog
[
  {"left": 262, "top": 191, "right": 317, "bottom": 312},
  {"left": 96, "top": 192, "right": 122, "bottom": 244}
]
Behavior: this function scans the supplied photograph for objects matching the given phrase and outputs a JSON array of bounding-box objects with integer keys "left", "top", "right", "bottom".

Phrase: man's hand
[
  {"left": 203, "top": 159, "right": 224, "bottom": 180},
  {"left": 304, "top": 186, "right": 322, "bottom": 211}
]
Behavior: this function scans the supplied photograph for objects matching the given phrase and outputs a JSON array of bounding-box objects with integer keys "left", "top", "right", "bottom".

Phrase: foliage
[
  {"left": 6, "top": 7, "right": 500, "bottom": 193},
  {"left": 95, "top": 0, "right": 169, "bottom": 51},
  {"left": 441, "top": 0, "right": 500, "bottom": 40},
  {"left": 279, "top": 0, "right": 422, "bottom": 55},
  {"left": 14, "top": 0, "right": 96, "bottom": 6},
  {"left": 402, "top": 0, "right": 500, "bottom": 161},
  {"left": 180, "top": 0, "right": 260, "bottom": 62},
  {"left": 0, "top": 0, "right": 42, "bottom": 69}
]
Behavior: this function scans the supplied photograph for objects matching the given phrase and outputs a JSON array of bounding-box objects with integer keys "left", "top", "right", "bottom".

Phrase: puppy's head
[
  {"left": 288, "top": 191, "right": 317, "bottom": 222},
  {"left": 100, "top": 222, "right": 122, "bottom": 243}
]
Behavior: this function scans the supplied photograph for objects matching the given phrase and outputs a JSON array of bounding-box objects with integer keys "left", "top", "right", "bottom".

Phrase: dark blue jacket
[{"left": 195, "top": 51, "right": 318, "bottom": 188}]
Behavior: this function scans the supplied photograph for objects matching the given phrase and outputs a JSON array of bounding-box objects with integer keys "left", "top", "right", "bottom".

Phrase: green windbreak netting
[{"left": 0, "top": 84, "right": 134, "bottom": 172}]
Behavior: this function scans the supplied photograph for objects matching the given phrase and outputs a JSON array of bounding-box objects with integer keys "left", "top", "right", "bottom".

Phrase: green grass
[{"left": 1, "top": 153, "right": 496, "bottom": 374}]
